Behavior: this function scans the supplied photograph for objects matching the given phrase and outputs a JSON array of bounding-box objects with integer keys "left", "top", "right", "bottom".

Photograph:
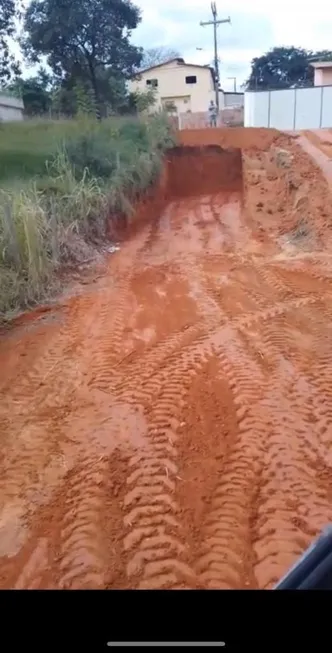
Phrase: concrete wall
[
  {"left": 0, "top": 93, "right": 24, "bottom": 121},
  {"left": 129, "top": 61, "right": 215, "bottom": 114},
  {"left": 245, "top": 86, "right": 332, "bottom": 130},
  {"left": 179, "top": 107, "right": 244, "bottom": 129},
  {"left": 223, "top": 92, "right": 244, "bottom": 108}
]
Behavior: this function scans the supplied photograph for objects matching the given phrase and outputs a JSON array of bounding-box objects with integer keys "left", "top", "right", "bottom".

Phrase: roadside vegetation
[
  {"left": 0, "top": 113, "right": 175, "bottom": 318},
  {"left": 0, "top": 0, "right": 179, "bottom": 319}
]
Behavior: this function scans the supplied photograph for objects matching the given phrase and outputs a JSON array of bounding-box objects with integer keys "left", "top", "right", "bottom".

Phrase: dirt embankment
[
  {"left": 179, "top": 126, "right": 281, "bottom": 151},
  {"left": 1, "top": 127, "right": 332, "bottom": 590},
  {"left": 167, "top": 146, "right": 243, "bottom": 197}
]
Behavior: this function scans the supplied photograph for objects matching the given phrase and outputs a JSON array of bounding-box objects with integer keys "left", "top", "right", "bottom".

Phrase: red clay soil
[
  {"left": 1, "top": 128, "right": 332, "bottom": 590},
  {"left": 179, "top": 127, "right": 281, "bottom": 151},
  {"left": 303, "top": 129, "right": 332, "bottom": 160},
  {"left": 167, "top": 146, "right": 243, "bottom": 196}
]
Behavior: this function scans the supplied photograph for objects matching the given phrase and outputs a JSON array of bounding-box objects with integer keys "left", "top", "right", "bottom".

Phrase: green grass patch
[{"left": 0, "top": 113, "right": 176, "bottom": 318}]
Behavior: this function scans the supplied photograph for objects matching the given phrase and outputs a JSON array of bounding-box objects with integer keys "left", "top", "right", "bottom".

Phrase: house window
[
  {"left": 146, "top": 78, "right": 158, "bottom": 88},
  {"left": 185, "top": 75, "right": 197, "bottom": 84}
]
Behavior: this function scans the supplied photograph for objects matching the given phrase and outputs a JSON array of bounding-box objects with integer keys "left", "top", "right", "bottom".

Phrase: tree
[
  {"left": 140, "top": 47, "right": 181, "bottom": 70},
  {"left": 0, "top": 0, "right": 20, "bottom": 81},
  {"left": 23, "top": 0, "right": 143, "bottom": 117},
  {"left": 50, "top": 67, "right": 134, "bottom": 117},
  {"left": 132, "top": 87, "right": 157, "bottom": 113},
  {"left": 7, "top": 68, "right": 53, "bottom": 115},
  {"left": 246, "top": 46, "right": 332, "bottom": 91}
]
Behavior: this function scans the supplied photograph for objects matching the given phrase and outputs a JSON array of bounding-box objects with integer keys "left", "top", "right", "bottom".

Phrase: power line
[{"left": 200, "top": 2, "right": 231, "bottom": 111}]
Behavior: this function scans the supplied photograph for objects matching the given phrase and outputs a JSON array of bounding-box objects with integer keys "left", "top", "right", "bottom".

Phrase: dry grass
[{"left": 0, "top": 113, "right": 175, "bottom": 318}]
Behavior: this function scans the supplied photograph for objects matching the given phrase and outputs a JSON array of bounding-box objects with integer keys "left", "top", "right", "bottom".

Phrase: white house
[
  {"left": 129, "top": 57, "right": 216, "bottom": 114},
  {"left": 0, "top": 93, "right": 24, "bottom": 121}
]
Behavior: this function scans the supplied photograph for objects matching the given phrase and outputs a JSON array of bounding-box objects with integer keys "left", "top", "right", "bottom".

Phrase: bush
[
  {"left": 65, "top": 129, "right": 118, "bottom": 180},
  {"left": 0, "top": 112, "right": 176, "bottom": 318}
]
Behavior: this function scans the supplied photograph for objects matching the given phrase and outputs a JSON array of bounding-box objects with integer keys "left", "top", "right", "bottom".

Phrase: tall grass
[{"left": 0, "top": 112, "right": 176, "bottom": 318}]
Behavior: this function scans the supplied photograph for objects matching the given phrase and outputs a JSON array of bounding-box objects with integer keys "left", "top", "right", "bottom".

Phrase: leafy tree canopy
[
  {"left": 0, "top": 0, "right": 20, "bottom": 80},
  {"left": 6, "top": 68, "right": 53, "bottom": 115},
  {"left": 246, "top": 46, "right": 332, "bottom": 91},
  {"left": 23, "top": 0, "right": 143, "bottom": 115}
]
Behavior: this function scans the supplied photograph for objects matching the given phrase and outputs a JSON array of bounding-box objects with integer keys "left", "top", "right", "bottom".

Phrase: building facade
[
  {"left": 0, "top": 93, "right": 24, "bottom": 121},
  {"left": 129, "top": 58, "right": 216, "bottom": 115},
  {"left": 311, "top": 61, "right": 332, "bottom": 87}
]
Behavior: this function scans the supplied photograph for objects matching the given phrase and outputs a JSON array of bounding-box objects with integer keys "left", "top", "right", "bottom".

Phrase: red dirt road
[{"left": 1, "top": 129, "right": 332, "bottom": 589}]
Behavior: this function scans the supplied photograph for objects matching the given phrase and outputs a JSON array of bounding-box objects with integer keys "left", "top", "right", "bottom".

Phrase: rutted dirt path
[{"left": 1, "top": 128, "right": 332, "bottom": 589}]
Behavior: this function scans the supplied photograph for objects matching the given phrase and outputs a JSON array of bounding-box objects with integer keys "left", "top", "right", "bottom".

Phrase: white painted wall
[
  {"left": 129, "top": 61, "right": 215, "bottom": 114},
  {"left": 223, "top": 92, "right": 244, "bottom": 108},
  {"left": 270, "top": 89, "right": 295, "bottom": 130},
  {"left": 321, "top": 87, "right": 332, "bottom": 128},
  {"left": 245, "top": 86, "right": 332, "bottom": 130},
  {"left": 0, "top": 94, "right": 24, "bottom": 121},
  {"left": 244, "top": 91, "right": 269, "bottom": 127}
]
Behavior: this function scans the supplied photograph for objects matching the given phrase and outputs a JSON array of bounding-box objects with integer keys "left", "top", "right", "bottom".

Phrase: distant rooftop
[
  {"left": 138, "top": 57, "right": 216, "bottom": 83},
  {"left": 310, "top": 61, "right": 332, "bottom": 69},
  {"left": 0, "top": 92, "right": 24, "bottom": 109}
]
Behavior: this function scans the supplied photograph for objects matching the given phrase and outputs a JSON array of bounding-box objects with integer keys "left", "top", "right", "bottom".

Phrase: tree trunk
[{"left": 88, "top": 59, "right": 101, "bottom": 121}]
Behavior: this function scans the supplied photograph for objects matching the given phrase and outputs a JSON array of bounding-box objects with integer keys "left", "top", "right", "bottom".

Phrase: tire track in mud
[
  {"left": 116, "top": 193, "right": 262, "bottom": 589},
  {"left": 119, "top": 259, "right": 313, "bottom": 589},
  {"left": 3, "top": 137, "right": 332, "bottom": 591},
  {"left": 41, "top": 236, "right": 153, "bottom": 589},
  {"left": 0, "top": 287, "right": 118, "bottom": 540},
  {"left": 56, "top": 455, "right": 111, "bottom": 589},
  {"left": 244, "top": 298, "right": 332, "bottom": 588},
  {"left": 195, "top": 327, "right": 267, "bottom": 589},
  {"left": 0, "top": 455, "right": 113, "bottom": 589},
  {"left": 121, "top": 327, "right": 238, "bottom": 589},
  {"left": 2, "top": 229, "right": 150, "bottom": 419},
  {"left": 265, "top": 263, "right": 332, "bottom": 299},
  {"left": 252, "top": 371, "right": 332, "bottom": 588},
  {"left": 83, "top": 229, "right": 154, "bottom": 393},
  {"left": 193, "top": 237, "right": 332, "bottom": 589},
  {"left": 120, "top": 213, "right": 229, "bottom": 588},
  {"left": 0, "top": 232, "right": 153, "bottom": 586},
  {"left": 0, "top": 192, "right": 229, "bottom": 590},
  {"left": 1, "top": 292, "right": 95, "bottom": 407}
]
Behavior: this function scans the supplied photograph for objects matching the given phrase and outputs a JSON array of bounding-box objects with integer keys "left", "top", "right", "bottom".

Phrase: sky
[
  {"left": 132, "top": 0, "right": 332, "bottom": 90},
  {"left": 14, "top": 0, "right": 332, "bottom": 90}
]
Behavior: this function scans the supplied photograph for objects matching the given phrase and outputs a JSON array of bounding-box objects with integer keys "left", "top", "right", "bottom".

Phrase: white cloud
[
  {"left": 134, "top": 0, "right": 332, "bottom": 89},
  {"left": 14, "top": 0, "right": 332, "bottom": 89}
]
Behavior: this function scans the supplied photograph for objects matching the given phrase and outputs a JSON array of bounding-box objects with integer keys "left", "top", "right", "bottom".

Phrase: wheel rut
[{"left": 2, "top": 136, "right": 332, "bottom": 589}]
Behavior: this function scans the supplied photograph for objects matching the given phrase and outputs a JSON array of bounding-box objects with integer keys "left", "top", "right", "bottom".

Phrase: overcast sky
[
  {"left": 16, "top": 0, "right": 332, "bottom": 90},
  {"left": 132, "top": 0, "right": 332, "bottom": 90}
]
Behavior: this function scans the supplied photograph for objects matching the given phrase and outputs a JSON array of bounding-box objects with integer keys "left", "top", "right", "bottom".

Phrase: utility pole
[{"left": 200, "top": 2, "right": 231, "bottom": 111}]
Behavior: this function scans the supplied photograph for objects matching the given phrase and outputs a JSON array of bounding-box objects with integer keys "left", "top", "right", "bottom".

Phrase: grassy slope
[{"left": 0, "top": 114, "right": 175, "bottom": 318}]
